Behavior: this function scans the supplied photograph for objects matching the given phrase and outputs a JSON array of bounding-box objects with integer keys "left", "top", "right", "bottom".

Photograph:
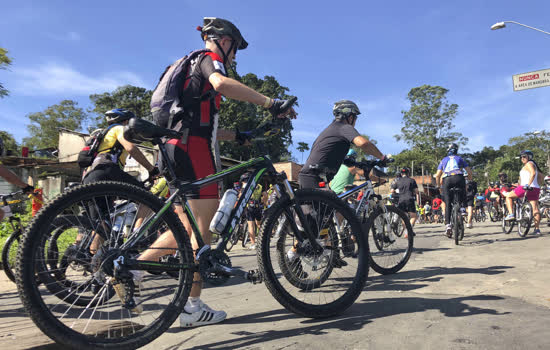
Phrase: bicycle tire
[
  {"left": 225, "top": 218, "right": 243, "bottom": 252},
  {"left": 241, "top": 221, "right": 250, "bottom": 248},
  {"left": 517, "top": 201, "right": 533, "bottom": 237},
  {"left": 367, "top": 205, "right": 413, "bottom": 275},
  {"left": 258, "top": 189, "right": 368, "bottom": 318},
  {"left": 2, "top": 229, "right": 21, "bottom": 283},
  {"left": 453, "top": 205, "right": 460, "bottom": 245},
  {"left": 16, "top": 181, "right": 194, "bottom": 350}
]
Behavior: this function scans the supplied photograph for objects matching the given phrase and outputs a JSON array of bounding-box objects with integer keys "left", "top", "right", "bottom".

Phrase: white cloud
[
  {"left": 47, "top": 31, "right": 81, "bottom": 42},
  {"left": 11, "top": 63, "right": 146, "bottom": 96}
]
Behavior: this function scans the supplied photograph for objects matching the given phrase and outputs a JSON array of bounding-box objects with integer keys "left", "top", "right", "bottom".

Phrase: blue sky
[{"left": 1, "top": 1, "right": 550, "bottom": 160}]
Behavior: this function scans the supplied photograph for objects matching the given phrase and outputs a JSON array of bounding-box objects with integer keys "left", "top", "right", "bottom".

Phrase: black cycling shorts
[
  {"left": 83, "top": 163, "right": 142, "bottom": 188},
  {"left": 246, "top": 205, "right": 262, "bottom": 222},
  {"left": 298, "top": 173, "right": 323, "bottom": 189},
  {"left": 160, "top": 136, "right": 218, "bottom": 200},
  {"left": 465, "top": 197, "right": 474, "bottom": 207},
  {"left": 398, "top": 199, "right": 416, "bottom": 213}
]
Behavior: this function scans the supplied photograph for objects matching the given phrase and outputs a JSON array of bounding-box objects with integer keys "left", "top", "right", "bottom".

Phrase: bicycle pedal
[{"left": 246, "top": 270, "right": 263, "bottom": 284}]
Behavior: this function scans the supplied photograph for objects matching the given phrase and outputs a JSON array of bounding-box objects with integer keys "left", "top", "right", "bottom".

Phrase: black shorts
[
  {"left": 465, "top": 197, "right": 474, "bottom": 207},
  {"left": 161, "top": 136, "right": 218, "bottom": 200},
  {"left": 83, "top": 163, "right": 142, "bottom": 188},
  {"left": 398, "top": 200, "right": 416, "bottom": 213},
  {"left": 246, "top": 205, "right": 262, "bottom": 221},
  {"left": 298, "top": 173, "right": 323, "bottom": 189}
]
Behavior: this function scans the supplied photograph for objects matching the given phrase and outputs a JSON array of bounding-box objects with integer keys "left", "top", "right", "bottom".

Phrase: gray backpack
[{"left": 150, "top": 49, "right": 211, "bottom": 131}]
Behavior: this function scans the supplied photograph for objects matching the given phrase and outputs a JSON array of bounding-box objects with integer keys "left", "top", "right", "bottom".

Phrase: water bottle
[{"left": 209, "top": 189, "right": 239, "bottom": 234}]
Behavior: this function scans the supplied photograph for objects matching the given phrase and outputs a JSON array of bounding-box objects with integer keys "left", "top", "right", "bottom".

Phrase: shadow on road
[{"left": 166, "top": 294, "right": 508, "bottom": 350}]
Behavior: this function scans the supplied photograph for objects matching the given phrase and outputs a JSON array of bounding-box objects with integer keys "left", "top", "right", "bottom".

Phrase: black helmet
[
  {"left": 447, "top": 143, "right": 459, "bottom": 155},
  {"left": 519, "top": 150, "right": 534, "bottom": 161},
  {"left": 400, "top": 167, "right": 411, "bottom": 176},
  {"left": 105, "top": 108, "right": 136, "bottom": 124},
  {"left": 498, "top": 172, "right": 507, "bottom": 179},
  {"left": 333, "top": 100, "right": 361, "bottom": 120},
  {"left": 199, "top": 17, "right": 248, "bottom": 51}
]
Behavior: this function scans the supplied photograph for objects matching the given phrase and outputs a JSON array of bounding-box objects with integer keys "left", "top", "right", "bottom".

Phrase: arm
[
  {"left": 435, "top": 169, "right": 443, "bottom": 187},
  {"left": 217, "top": 129, "right": 237, "bottom": 142},
  {"left": 526, "top": 162, "right": 537, "bottom": 186},
  {"left": 352, "top": 136, "right": 384, "bottom": 160},
  {"left": 464, "top": 166, "right": 473, "bottom": 180},
  {"left": 117, "top": 134, "right": 154, "bottom": 172},
  {"left": 209, "top": 73, "right": 274, "bottom": 108},
  {"left": 0, "top": 164, "right": 29, "bottom": 188}
]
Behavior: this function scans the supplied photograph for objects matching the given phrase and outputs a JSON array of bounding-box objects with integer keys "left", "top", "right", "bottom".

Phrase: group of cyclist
[{"left": 1, "top": 16, "right": 549, "bottom": 331}]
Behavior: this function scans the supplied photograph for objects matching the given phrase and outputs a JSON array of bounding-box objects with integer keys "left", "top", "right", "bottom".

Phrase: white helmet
[{"left": 545, "top": 175, "right": 550, "bottom": 186}]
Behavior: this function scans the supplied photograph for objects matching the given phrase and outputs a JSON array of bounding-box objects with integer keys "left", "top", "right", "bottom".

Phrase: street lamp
[{"left": 491, "top": 21, "right": 550, "bottom": 36}]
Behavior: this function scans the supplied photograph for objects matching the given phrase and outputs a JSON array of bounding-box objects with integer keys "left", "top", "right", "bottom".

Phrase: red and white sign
[{"left": 513, "top": 68, "right": 550, "bottom": 91}]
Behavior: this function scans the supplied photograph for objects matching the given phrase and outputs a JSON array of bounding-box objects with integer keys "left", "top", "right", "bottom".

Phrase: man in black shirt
[
  {"left": 390, "top": 167, "right": 419, "bottom": 237},
  {"left": 299, "top": 100, "right": 385, "bottom": 188}
]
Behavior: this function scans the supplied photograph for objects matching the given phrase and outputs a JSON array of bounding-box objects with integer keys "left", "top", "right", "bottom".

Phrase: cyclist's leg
[
  {"left": 442, "top": 178, "right": 453, "bottom": 225},
  {"left": 505, "top": 189, "right": 519, "bottom": 218}
]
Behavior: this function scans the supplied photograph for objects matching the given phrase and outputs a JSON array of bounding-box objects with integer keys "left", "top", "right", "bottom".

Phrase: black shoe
[{"left": 332, "top": 255, "right": 348, "bottom": 268}]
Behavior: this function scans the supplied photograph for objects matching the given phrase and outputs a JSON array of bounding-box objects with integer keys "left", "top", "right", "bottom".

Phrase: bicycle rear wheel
[
  {"left": 517, "top": 201, "right": 532, "bottom": 237},
  {"left": 258, "top": 189, "right": 368, "bottom": 318},
  {"left": 367, "top": 205, "right": 413, "bottom": 275},
  {"left": 16, "top": 181, "right": 194, "bottom": 350},
  {"left": 452, "top": 205, "right": 460, "bottom": 245}
]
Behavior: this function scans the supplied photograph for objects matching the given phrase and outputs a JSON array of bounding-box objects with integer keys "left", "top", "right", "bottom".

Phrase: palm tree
[{"left": 297, "top": 142, "right": 310, "bottom": 163}]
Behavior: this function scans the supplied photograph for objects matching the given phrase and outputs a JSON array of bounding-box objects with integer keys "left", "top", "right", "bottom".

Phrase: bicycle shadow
[{"left": 164, "top": 294, "right": 508, "bottom": 350}]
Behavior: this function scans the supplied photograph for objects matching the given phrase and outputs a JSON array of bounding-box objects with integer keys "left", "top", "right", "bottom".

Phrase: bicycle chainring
[{"left": 198, "top": 250, "right": 232, "bottom": 286}]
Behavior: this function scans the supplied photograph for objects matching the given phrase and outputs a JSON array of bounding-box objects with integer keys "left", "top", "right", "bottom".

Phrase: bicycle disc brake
[{"left": 198, "top": 250, "right": 232, "bottom": 286}]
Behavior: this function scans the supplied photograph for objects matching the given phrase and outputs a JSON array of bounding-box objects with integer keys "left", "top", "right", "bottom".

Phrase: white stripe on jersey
[{"left": 212, "top": 61, "right": 226, "bottom": 75}]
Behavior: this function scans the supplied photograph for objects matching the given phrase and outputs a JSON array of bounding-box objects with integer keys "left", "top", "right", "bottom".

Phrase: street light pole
[{"left": 491, "top": 21, "right": 550, "bottom": 36}]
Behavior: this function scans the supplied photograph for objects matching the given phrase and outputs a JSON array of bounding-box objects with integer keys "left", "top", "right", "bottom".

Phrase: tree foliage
[
  {"left": 218, "top": 69, "right": 295, "bottom": 162},
  {"left": 296, "top": 142, "right": 309, "bottom": 163},
  {"left": 23, "top": 100, "right": 88, "bottom": 150},
  {"left": 0, "top": 130, "right": 19, "bottom": 156},
  {"left": 395, "top": 85, "right": 467, "bottom": 172},
  {"left": 0, "top": 47, "right": 12, "bottom": 98},
  {"left": 89, "top": 85, "right": 153, "bottom": 130}
]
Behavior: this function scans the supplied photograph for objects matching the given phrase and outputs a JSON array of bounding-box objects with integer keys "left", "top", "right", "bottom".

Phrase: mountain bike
[
  {"left": 503, "top": 186, "right": 534, "bottom": 237},
  {"left": 225, "top": 214, "right": 249, "bottom": 251},
  {"left": 335, "top": 158, "right": 414, "bottom": 275},
  {"left": 1, "top": 190, "right": 29, "bottom": 282},
  {"left": 16, "top": 100, "right": 370, "bottom": 350},
  {"left": 447, "top": 187, "right": 465, "bottom": 245}
]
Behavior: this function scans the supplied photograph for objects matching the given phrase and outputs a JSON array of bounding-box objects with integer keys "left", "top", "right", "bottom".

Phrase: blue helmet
[
  {"left": 105, "top": 108, "right": 136, "bottom": 124},
  {"left": 347, "top": 149, "right": 357, "bottom": 157},
  {"left": 519, "top": 150, "right": 534, "bottom": 161}
]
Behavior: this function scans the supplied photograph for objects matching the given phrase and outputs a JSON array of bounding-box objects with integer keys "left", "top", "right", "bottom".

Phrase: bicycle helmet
[
  {"left": 544, "top": 175, "right": 550, "bottom": 186},
  {"left": 498, "top": 172, "right": 507, "bottom": 180},
  {"left": 400, "top": 167, "right": 411, "bottom": 176},
  {"left": 240, "top": 172, "right": 250, "bottom": 183},
  {"left": 333, "top": 100, "right": 361, "bottom": 121},
  {"left": 199, "top": 17, "right": 247, "bottom": 66},
  {"left": 105, "top": 108, "right": 136, "bottom": 124},
  {"left": 519, "top": 150, "right": 534, "bottom": 160},
  {"left": 447, "top": 143, "right": 459, "bottom": 155}
]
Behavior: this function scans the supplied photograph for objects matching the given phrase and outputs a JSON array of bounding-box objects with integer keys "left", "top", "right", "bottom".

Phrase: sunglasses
[{"left": 521, "top": 155, "right": 528, "bottom": 159}]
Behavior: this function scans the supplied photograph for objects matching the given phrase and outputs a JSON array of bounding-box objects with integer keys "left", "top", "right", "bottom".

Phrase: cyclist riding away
[
  {"left": 390, "top": 167, "right": 419, "bottom": 237},
  {"left": 137, "top": 17, "right": 296, "bottom": 328},
  {"left": 434, "top": 143, "right": 472, "bottom": 236},
  {"left": 464, "top": 179, "right": 477, "bottom": 229}
]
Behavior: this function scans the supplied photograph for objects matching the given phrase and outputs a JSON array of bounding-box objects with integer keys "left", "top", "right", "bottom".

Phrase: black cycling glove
[
  {"left": 22, "top": 185, "right": 35, "bottom": 194},
  {"left": 149, "top": 166, "right": 160, "bottom": 180}
]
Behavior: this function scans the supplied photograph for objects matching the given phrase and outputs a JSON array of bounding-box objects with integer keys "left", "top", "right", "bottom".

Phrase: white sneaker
[
  {"left": 467, "top": 223, "right": 473, "bottom": 229},
  {"left": 179, "top": 300, "right": 227, "bottom": 328},
  {"left": 247, "top": 244, "right": 256, "bottom": 250},
  {"left": 287, "top": 248, "right": 297, "bottom": 262}
]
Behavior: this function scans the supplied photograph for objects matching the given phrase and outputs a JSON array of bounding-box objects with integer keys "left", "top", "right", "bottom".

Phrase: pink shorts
[{"left": 513, "top": 186, "right": 540, "bottom": 201}]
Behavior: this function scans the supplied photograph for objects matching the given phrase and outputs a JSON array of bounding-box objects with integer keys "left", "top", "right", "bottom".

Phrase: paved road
[{"left": 1, "top": 220, "right": 549, "bottom": 349}]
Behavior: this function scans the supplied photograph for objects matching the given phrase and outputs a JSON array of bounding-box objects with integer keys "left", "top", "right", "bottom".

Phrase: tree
[
  {"left": 89, "top": 85, "right": 153, "bottom": 130},
  {"left": 23, "top": 100, "right": 88, "bottom": 150},
  {"left": 0, "top": 130, "right": 19, "bottom": 156},
  {"left": 395, "top": 85, "right": 468, "bottom": 172},
  {"left": 296, "top": 142, "right": 309, "bottom": 163},
  {"left": 0, "top": 48, "right": 12, "bottom": 98},
  {"left": 218, "top": 70, "right": 295, "bottom": 162}
]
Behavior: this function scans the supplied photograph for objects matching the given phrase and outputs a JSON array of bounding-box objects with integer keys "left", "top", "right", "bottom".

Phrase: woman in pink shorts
[{"left": 504, "top": 150, "right": 542, "bottom": 235}]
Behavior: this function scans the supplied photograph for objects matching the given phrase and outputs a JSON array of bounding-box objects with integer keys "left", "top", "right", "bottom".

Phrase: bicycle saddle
[{"left": 123, "top": 118, "right": 183, "bottom": 144}]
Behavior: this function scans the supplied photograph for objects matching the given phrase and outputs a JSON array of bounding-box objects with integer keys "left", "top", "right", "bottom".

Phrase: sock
[{"left": 184, "top": 297, "right": 201, "bottom": 313}]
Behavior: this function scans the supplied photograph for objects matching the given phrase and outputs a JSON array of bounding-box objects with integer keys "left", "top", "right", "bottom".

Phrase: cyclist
[
  {"left": 329, "top": 149, "right": 362, "bottom": 195},
  {"left": 138, "top": 17, "right": 296, "bottom": 328},
  {"left": 434, "top": 143, "right": 472, "bottom": 237},
  {"left": 390, "top": 167, "right": 419, "bottom": 237},
  {"left": 240, "top": 172, "right": 266, "bottom": 250},
  {"left": 464, "top": 179, "right": 477, "bottom": 229},
  {"left": 82, "top": 108, "right": 158, "bottom": 186},
  {"left": 432, "top": 195, "right": 443, "bottom": 223},
  {"left": 0, "top": 137, "right": 35, "bottom": 221},
  {"left": 475, "top": 192, "right": 485, "bottom": 217},
  {"left": 423, "top": 201, "right": 432, "bottom": 223},
  {"left": 504, "top": 150, "right": 542, "bottom": 235}
]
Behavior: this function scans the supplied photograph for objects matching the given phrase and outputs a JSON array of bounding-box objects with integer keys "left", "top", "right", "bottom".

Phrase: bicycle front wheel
[
  {"left": 2, "top": 229, "right": 21, "bottom": 283},
  {"left": 16, "top": 181, "right": 194, "bottom": 350},
  {"left": 258, "top": 189, "right": 368, "bottom": 318},
  {"left": 367, "top": 205, "right": 413, "bottom": 275}
]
